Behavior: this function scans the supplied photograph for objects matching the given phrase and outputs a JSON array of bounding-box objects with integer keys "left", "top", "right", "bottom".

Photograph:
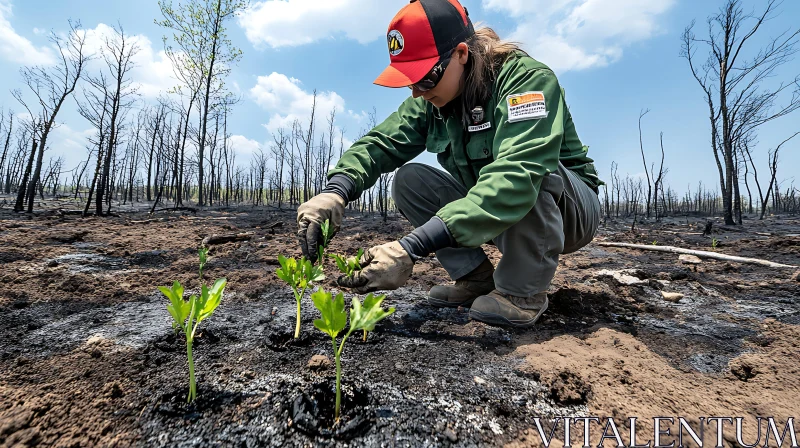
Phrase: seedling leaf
[
  {"left": 321, "top": 219, "right": 334, "bottom": 243},
  {"left": 308, "top": 263, "right": 325, "bottom": 283},
  {"left": 350, "top": 293, "right": 395, "bottom": 333},
  {"left": 198, "top": 247, "right": 209, "bottom": 282},
  {"left": 334, "top": 254, "right": 347, "bottom": 273},
  {"left": 317, "top": 219, "right": 336, "bottom": 266},
  {"left": 332, "top": 248, "right": 365, "bottom": 279},
  {"left": 312, "top": 290, "right": 347, "bottom": 338},
  {"left": 162, "top": 281, "right": 190, "bottom": 326},
  {"left": 196, "top": 278, "right": 226, "bottom": 323}
]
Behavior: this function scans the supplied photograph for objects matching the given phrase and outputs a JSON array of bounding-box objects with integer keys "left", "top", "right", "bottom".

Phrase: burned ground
[{"left": 0, "top": 204, "right": 798, "bottom": 447}]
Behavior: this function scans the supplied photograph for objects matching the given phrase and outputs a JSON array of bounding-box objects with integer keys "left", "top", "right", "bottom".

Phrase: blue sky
[{"left": 0, "top": 0, "right": 798, "bottom": 195}]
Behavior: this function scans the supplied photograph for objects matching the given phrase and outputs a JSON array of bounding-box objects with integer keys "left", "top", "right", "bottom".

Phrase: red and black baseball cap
[{"left": 374, "top": 0, "right": 475, "bottom": 88}]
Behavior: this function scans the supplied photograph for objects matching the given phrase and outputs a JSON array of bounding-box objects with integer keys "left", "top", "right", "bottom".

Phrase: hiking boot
[
  {"left": 469, "top": 290, "right": 548, "bottom": 328},
  {"left": 427, "top": 259, "right": 495, "bottom": 308}
]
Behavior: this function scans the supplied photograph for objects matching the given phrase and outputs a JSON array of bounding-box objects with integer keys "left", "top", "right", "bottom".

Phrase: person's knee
[{"left": 392, "top": 163, "right": 427, "bottom": 208}]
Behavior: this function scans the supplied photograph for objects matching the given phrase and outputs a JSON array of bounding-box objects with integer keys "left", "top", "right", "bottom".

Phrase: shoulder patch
[{"left": 507, "top": 91, "right": 548, "bottom": 123}]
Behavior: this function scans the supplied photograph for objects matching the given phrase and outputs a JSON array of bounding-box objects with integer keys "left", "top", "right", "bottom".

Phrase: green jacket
[{"left": 328, "top": 51, "right": 603, "bottom": 248}]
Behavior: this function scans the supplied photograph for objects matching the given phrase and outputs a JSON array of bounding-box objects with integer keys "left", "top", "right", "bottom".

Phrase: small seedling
[
  {"left": 160, "top": 278, "right": 227, "bottom": 402},
  {"left": 198, "top": 247, "right": 209, "bottom": 282},
  {"left": 317, "top": 219, "right": 335, "bottom": 266},
  {"left": 331, "top": 248, "right": 364, "bottom": 279},
  {"left": 276, "top": 255, "right": 325, "bottom": 338},
  {"left": 651, "top": 240, "right": 658, "bottom": 246},
  {"left": 330, "top": 249, "right": 369, "bottom": 340},
  {"left": 312, "top": 288, "right": 394, "bottom": 422},
  {"left": 711, "top": 238, "right": 719, "bottom": 249}
]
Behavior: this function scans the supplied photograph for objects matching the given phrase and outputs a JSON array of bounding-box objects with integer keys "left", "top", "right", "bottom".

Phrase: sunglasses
[{"left": 409, "top": 49, "right": 455, "bottom": 92}]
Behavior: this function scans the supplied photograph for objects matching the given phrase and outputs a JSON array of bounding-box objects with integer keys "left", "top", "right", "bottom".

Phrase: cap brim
[{"left": 373, "top": 55, "right": 440, "bottom": 88}]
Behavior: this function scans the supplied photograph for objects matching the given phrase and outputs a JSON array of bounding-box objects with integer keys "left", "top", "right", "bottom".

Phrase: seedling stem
[{"left": 293, "top": 284, "right": 308, "bottom": 339}]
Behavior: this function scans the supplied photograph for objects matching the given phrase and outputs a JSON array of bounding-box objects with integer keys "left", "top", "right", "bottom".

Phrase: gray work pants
[{"left": 392, "top": 162, "right": 600, "bottom": 297}]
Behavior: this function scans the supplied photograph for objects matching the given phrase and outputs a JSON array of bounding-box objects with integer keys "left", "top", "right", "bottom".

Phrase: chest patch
[
  {"left": 507, "top": 91, "right": 548, "bottom": 123},
  {"left": 468, "top": 122, "right": 492, "bottom": 133}
]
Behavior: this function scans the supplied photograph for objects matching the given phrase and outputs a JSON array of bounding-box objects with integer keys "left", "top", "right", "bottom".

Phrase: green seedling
[
  {"left": 198, "top": 247, "right": 209, "bottom": 282},
  {"left": 330, "top": 249, "right": 370, "bottom": 340},
  {"left": 711, "top": 238, "right": 719, "bottom": 249},
  {"left": 312, "top": 288, "right": 395, "bottom": 422},
  {"left": 160, "top": 278, "right": 227, "bottom": 403},
  {"left": 651, "top": 240, "right": 658, "bottom": 246},
  {"left": 331, "top": 248, "right": 364, "bottom": 279},
  {"left": 276, "top": 255, "right": 325, "bottom": 338},
  {"left": 317, "top": 219, "right": 335, "bottom": 267}
]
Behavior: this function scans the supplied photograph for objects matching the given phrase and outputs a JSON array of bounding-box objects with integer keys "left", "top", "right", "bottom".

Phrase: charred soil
[{"left": 1, "top": 208, "right": 798, "bottom": 447}]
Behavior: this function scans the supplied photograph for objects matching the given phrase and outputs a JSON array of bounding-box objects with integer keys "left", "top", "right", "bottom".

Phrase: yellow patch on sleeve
[{"left": 507, "top": 91, "right": 548, "bottom": 123}]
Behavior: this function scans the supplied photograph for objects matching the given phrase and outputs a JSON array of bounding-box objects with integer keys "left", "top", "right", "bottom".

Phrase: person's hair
[{"left": 459, "top": 26, "right": 524, "bottom": 128}]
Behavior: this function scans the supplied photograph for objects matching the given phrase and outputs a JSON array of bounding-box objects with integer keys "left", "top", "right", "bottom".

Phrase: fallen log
[
  {"left": 130, "top": 218, "right": 168, "bottom": 224},
  {"left": 596, "top": 242, "right": 798, "bottom": 269},
  {"left": 265, "top": 221, "right": 284, "bottom": 234},
  {"left": 202, "top": 232, "right": 254, "bottom": 247},
  {"left": 648, "top": 229, "right": 705, "bottom": 236},
  {"left": 154, "top": 206, "right": 198, "bottom": 214},
  {"left": 57, "top": 210, "right": 86, "bottom": 216},
  {"left": 183, "top": 216, "right": 233, "bottom": 221}
]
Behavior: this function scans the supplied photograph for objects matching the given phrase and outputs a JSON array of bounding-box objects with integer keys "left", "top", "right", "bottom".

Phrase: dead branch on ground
[
  {"left": 597, "top": 241, "right": 797, "bottom": 269},
  {"left": 201, "top": 232, "right": 253, "bottom": 247}
]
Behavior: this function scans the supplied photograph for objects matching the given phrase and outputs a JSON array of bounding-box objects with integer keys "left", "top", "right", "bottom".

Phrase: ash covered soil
[{"left": 0, "top": 202, "right": 798, "bottom": 447}]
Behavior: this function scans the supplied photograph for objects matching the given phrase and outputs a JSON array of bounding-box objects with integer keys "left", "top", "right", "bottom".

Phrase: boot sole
[
  {"left": 468, "top": 297, "right": 549, "bottom": 329},
  {"left": 426, "top": 296, "right": 477, "bottom": 309}
]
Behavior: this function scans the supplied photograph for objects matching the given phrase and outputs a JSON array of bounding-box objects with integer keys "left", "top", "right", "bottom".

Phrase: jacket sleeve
[
  {"left": 435, "top": 65, "right": 563, "bottom": 248},
  {"left": 327, "top": 96, "right": 428, "bottom": 197}
]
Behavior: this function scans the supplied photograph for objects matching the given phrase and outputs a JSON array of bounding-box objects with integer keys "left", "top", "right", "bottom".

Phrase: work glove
[
  {"left": 338, "top": 241, "right": 414, "bottom": 293},
  {"left": 296, "top": 193, "right": 346, "bottom": 263}
]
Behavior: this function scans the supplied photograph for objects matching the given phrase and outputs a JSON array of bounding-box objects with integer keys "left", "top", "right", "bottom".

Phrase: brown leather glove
[
  {"left": 296, "top": 193, "right": 346, "bottom": 263},
  {"left": 338, "top": 241, "right": 414, "bottom": 293}
]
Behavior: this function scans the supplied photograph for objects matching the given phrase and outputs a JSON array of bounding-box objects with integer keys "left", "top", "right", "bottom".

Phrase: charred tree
[
  {"left": 682, "top": 0, "right": 800, "bottom": 225},
  {"left": 12, "top": 21, "right": 89, "bottom": 213}
]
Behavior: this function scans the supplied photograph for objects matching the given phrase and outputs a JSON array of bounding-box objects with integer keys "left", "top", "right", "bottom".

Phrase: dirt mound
[{"left": 510, "top": 322, "right": 800, "bottom": 446}]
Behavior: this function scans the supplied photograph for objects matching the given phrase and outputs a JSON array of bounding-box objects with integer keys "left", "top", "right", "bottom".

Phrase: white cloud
[
  {"left": 47, "top": 123, "right": 96, "bottom": 169},
  {"left": 347, "top": 109, "right": 369, "bottom": 123},
  {"left": 228, "top": 135, "right": 261, "bottom": 156},
  {"left": 250, "top": 72, "right": 346, "bottom": 133},
  {"left": 238, "top": 0, "right": 406, "bottom": 48},
  {"left": 0, "top": 8, "right": 175, "bottom": 96},
  {"left": 484, "top": 0, "right": 578, "bottom": 17},
  {"left": 0, "top": 0, "right": 54, "bottom": 65},
  {"left": 484, "top": 0, "right": 675, "bottom": 72},
  {"left": 81, "top": 24, "right": 176, "bottom": 98},
  {"left": 521, "top": 33, "right": 619, "bottom": 72}
]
